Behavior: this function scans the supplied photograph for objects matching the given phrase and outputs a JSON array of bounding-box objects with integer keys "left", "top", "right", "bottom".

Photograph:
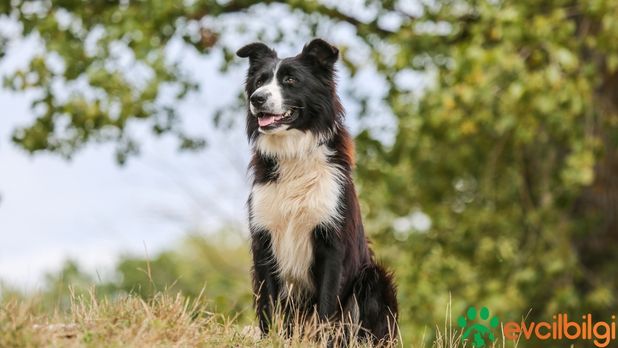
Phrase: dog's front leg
[
  {"left": 251, "top": 229, "right": 280, "bottom": 335},
  {"left": 312, "top": 225, "right": 344, "bottom": 321}
]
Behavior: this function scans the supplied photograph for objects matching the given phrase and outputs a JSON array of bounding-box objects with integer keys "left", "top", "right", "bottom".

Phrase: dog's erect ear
[
  {"left": 300, "top": 39, "right": 339, "bottom": 68},
  {"left": 236, "top": 42, "right": 276, "bottom": 63}
]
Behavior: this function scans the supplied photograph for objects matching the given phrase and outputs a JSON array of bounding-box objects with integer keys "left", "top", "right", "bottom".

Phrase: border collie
[{"left": 237, "top": 38, "right": 398, "bottom": 343}]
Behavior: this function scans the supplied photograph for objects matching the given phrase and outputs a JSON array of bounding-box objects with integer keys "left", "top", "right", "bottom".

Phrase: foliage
[
  {"left": 355, "top": 1, "right": 618, "bottom": 343},
  {"left": 2, "top": 0, "right": 618, "bottom": 347}
]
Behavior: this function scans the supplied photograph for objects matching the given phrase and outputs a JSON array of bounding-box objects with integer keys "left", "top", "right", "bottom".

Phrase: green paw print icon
[{"left": 457, "top": 306, "right": 500, "bottom": 347}]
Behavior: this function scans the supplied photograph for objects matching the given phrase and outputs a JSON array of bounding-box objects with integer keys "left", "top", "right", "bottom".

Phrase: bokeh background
[{"left": 1, "top": 1, "right": 617, "bottom": 346}]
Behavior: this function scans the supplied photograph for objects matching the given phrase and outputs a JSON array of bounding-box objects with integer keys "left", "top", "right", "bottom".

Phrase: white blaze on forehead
[{"left": 250, "top": 61, "right": 284, "bottom": 115}]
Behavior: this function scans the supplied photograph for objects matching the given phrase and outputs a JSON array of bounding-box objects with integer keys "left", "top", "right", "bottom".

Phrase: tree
[
  {"left": 2, "top": 1, "right": 618, "bottom": 346},
  {"left": 353, "top": 0, "right": 618, "bottom": 341}
]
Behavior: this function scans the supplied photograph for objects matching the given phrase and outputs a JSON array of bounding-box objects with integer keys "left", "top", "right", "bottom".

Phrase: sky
[{"left": 0, "top": 35, "right": 252, "bottom": 290}]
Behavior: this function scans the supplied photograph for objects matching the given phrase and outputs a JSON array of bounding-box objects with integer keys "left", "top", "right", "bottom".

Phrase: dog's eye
[
  {"left": 256, "top": 79, "right": 264, "bottom": 87},
  {"left": 283, "top": 76, "right": 297, "bottom": 85}
]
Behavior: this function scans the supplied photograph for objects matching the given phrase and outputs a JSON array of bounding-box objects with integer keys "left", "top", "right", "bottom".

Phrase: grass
[
  {"left": 1, "top": 289, "right": 239, "bottom": 348},
  {"left": 0, "top": 288, "right": 522, "bottom": 348},
  {"left": 0, "top": 288, "right": 397, "bottom": 348}
]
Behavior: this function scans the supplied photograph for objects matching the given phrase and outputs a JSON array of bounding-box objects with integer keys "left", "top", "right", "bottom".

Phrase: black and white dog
[{"left": 237, "top": 39, "right": 398, "bottom": 343}]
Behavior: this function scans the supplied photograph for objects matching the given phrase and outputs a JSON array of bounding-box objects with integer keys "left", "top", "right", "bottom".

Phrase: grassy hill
[
  {"left": 1, "top": 290, "right": 398, "bottom": 348},
  {"left": 1, "top": 289, "right": 526, "bottom": 348}
]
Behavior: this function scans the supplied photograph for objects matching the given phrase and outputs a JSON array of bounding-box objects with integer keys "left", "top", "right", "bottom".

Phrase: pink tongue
[{"left": 258, "top": 115, "right": 275, "bottom": 127}]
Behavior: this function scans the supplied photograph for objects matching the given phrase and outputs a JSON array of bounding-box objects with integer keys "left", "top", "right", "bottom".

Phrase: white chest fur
[{"left": 250, "top": 131, "right": 344, "bottom": 296}]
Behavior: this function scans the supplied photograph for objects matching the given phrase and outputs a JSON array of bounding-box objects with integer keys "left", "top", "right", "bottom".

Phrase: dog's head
[{"left": 237, "top": 39, "right": 342, "bottom": 142}]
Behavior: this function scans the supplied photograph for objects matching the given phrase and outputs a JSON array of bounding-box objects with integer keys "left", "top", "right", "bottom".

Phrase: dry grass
[
  {"left": 1, "top": 289, "right": 523, "bottom": 348},
  {"left": 1, "top": 290, "right": 242, "bottom": 348},
  {"left": 0, "top": 288, "right": 398, "bottom": 348}
]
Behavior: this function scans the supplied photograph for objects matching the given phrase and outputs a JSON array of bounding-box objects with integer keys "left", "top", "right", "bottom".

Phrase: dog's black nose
[{"left": 250, "top": 93, "right": 267, "bottom": 107}]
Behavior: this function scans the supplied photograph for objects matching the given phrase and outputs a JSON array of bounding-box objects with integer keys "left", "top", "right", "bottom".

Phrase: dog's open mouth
[{"left": 257, "top": 109, "right": 296, "bottom": 128}]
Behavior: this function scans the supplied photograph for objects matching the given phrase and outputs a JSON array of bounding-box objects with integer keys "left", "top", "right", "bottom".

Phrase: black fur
[{"left": 238, "top": 38, "right": 398, "bottom": 344}]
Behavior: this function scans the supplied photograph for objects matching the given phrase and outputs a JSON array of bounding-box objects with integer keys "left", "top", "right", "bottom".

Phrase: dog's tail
[{"left": 351, "top": 263, "right": 398, "bottom": 344}]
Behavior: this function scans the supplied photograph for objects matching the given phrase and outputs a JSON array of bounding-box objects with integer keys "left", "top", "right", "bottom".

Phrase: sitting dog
[{"left": 237, "top": 38, "right": 398, "bottom": 343}]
